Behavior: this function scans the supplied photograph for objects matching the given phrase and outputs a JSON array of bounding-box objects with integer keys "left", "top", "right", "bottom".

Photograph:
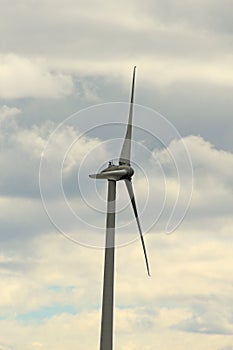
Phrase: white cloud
[
  {"left": 1, "top": 230, "right": 233, "bottom": 349},
  {"left": 152, "top": 135, "right": 233, "bottom": 229},
  {"left": 0, "top": 0, "right": 232, "bottom": 98},
  {"left": 48, "top": 55, "right": 233, "bottom": 90},
  {"left": 0, "top": 105, "right": 21, "bottom": 120},
  {"left": 0, "top": 0, "right": 232, "bottom": 348},
  {"left": 0, "top": 55, "right": 74, "bottom": 99},
  {"left": 0, "top": 109, "right": 106, "bottom": 198},
  {"left": 0, "top": 105, "right": 21, "bottom": 134},
  {"left": 0, "top": 109, "right": 232, "bottom": 240}
]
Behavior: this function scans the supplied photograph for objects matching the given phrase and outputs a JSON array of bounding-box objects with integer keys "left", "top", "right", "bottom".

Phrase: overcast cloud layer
[{"left": 0, "top": 0, "right": 233, "bottom": 349}]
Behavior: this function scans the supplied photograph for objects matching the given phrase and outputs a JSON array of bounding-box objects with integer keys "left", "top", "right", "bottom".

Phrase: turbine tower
[{"left": 89, "top": 66, "right": 150, "bottom": 350}]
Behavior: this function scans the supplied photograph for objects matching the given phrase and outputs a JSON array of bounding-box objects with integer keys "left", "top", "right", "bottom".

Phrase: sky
[{"left": 0, "top": 0, "right": 233, "bottom": 349}]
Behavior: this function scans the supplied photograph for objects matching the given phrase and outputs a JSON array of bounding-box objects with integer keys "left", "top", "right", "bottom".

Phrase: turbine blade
[
  {"left": 119, "top": 66, "right": 136, "bottom": 165},
  {"left": 124, "top": 179, "right": 151, "bottom": 276}
]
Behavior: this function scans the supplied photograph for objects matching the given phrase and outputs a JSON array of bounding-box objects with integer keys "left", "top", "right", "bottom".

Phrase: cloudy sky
[{"left": 0, "top": 0, "right": 233, "bottom": 349}]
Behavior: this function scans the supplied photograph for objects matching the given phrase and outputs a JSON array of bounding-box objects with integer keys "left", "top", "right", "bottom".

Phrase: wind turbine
[{"left": 89, "top": 66, "right": 150, "bottom": 350}]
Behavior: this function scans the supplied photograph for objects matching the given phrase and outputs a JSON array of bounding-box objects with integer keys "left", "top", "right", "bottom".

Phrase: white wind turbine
[{"left": 89, "top": 66, "right": 150, "bottom": 350}]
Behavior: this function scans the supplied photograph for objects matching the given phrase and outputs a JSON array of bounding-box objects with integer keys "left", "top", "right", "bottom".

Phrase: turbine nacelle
[{"left": 89, "top": 163, "right": 134, "bottom": 181}]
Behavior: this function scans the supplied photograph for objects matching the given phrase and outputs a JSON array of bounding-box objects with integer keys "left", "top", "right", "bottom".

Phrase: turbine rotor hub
[{"left": 101, "top": 163, "right": 134, "bottom": 181}]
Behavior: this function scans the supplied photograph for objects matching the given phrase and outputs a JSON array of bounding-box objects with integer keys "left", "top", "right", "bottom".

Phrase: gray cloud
[
  {"left": 1, "top": 0, "right": 232, "bottom": 58},
  {"left": 142, "top": 0, "right": 233, "bottom": 34},
  {"left": 176, "top": 300, "right": 233, "bottom": 335},
  {"left": 0, "top": 1, "right": 233, "bottom": 348},
  {"left": 1, "top": 107, "right": 232, "bottom": 239},
  {"left": 0, "top": 0, "right": 232, "bottom": 151}
]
